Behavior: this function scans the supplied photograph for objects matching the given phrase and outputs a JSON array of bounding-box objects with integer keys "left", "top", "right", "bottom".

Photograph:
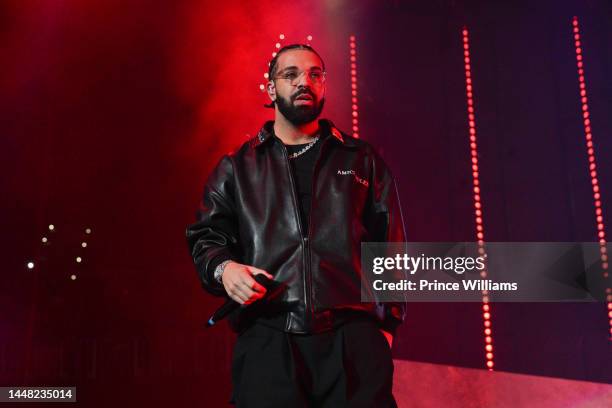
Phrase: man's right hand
[{"left": 221, "top": 262, "right": 273, "bottom": 305}]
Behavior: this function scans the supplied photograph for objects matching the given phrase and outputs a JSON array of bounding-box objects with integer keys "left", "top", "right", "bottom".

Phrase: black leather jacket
[{"left": 186, "top": 119, "right": 406, "bottom": 334}]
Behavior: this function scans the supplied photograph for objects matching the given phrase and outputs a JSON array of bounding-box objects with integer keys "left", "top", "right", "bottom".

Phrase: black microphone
[{"left": 206, "top": 274, "right": 278, "bottom": 328}]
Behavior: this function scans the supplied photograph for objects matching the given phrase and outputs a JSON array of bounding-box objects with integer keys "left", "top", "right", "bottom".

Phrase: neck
[{"left": 273, "top": 112, "right": 320, "bottom": 145}]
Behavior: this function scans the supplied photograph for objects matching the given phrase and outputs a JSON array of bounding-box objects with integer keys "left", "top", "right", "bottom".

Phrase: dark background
[{"left": 1, "top": 0, "right": 611, "bottom": 406}]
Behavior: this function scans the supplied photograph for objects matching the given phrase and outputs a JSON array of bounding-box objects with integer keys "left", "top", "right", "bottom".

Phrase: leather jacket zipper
[
  {"left": 305, "top": 137, "right": 328, "bottom": 322},
  {"left": 280, "top": 136, "right": 328, "bottom": 330},
  {"left": 280, "top": 142, "right": 309, "bottom": 329}
]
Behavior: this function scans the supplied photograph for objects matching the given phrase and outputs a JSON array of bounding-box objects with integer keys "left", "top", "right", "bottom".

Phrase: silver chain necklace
[{"left": 287, "top": 136, "right": 320, "bottom": 159}]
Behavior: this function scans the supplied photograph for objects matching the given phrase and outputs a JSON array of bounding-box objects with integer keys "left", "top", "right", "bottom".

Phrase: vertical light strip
[
  {"left": 462, "top": 27, "right": 495, "bottom": 370},
  {"left": 349, "top": 35, "right": 359, "bottom": 138},
  {"left": 571, "top": 17, "right": 611, "bottom": 339}
]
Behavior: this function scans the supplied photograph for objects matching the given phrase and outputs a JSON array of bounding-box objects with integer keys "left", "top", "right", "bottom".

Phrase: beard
[{"left": 275, "top": 91, "right": 325, "bottom": 126}]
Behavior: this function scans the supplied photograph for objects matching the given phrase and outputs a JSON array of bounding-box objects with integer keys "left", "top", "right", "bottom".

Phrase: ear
[{"left": 266, "top": 81, "right": 276, "bottom": 102}]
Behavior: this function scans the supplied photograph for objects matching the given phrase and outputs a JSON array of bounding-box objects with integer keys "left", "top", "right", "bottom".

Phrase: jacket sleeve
[
  {"left": 186, "top": 155, "right": 240, "bottom": 297},
  {"left": 364, "top": 148, "right": 407, "bottom": 336}
]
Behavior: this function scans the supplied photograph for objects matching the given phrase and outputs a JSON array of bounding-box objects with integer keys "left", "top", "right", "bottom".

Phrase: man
[{"left": 186, "top": 44, "right": 406, "bottom": 407}]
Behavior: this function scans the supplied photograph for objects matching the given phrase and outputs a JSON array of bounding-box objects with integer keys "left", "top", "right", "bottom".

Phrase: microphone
[{"left": 205, "top": 274, "right": 279, "bottom": 328}]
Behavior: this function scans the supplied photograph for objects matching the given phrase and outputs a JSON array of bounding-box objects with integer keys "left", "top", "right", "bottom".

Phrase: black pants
[{"left": 230, "top": 318, "right": 397, "bottom": 408}]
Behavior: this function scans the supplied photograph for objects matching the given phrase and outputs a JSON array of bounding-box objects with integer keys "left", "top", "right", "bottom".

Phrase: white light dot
[
  {"left": 264, "top": 73, "right": 269, "bottom": 79},
  {"left": 275, "top": 43, "right": 281, "bottom": 48},
  {"left": 81, "top": 242, "right": 87, "bottom": 248},
  {"left": 272, "top": 52, "right": 277, "bottom": 57},
  {"left": 259, "top": 84, "right": 265, "bottom": 91},
  {"left": 42, "top": 237, "right": 48, "bottom": 243},
  {"left": 27, "top": 261, "right": 35, "bottom": 269},
  {"left": 76, "top": 256, "right": 82, "bottom": 263},
  {"left": 307, "top": 35, "right": 312, "bottom": 41},
  {"left": 85, "top": 228, "right": 92, "bottom": 234},
  {"left": 70, "top": 274, "right": 77, "bottom": 280},
  {"left": 48, "top": 224, "right": 55, "bottom": 231}
]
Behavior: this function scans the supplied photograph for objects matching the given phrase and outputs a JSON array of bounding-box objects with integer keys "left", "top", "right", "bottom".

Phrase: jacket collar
[{"left": 249, "top": 119, "right": 354, "bottom": 149}]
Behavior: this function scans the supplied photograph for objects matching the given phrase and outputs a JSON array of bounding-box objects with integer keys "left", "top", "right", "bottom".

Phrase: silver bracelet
[{"left": 214, "top": 259, "right": 232, "bottom": 283}]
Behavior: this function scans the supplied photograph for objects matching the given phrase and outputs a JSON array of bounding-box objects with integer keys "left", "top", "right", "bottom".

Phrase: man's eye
[
  {"left": 310, "top": 72, "right": 322, "bottom": 79},
  {"left": 284, "top": 72, "right": 298, "bottom": 80}
]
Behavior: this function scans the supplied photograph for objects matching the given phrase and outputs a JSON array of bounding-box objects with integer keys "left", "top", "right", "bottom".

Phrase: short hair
[{"left": 264, "top": 44, "right": 326, "bottom": 108}]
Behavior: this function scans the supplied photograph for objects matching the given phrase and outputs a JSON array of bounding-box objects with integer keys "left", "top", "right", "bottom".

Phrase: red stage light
[
  {"left": 349, "top": 35, "right": 360, "bottom": 138},
  {"left": 573, "top": 16, "right": 611, "bottom": 339},
  {"left": 463, "top": 25, "right": 496, "bottom": 369}
]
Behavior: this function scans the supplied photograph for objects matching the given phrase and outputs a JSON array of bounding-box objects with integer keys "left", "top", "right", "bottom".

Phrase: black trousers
[{"left": 230, "top": 318, "right": 397, "bottom": 408}]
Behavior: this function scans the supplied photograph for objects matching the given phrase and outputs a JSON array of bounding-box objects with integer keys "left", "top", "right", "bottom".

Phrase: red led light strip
[
  {"left": 571, "top": 17, "right": 611, "bottom": 338},
  {"left": 349, "top": 35, "right": 359, "bottom": 138},
  {"left": 462, "top": 27, "right": 495, "bottom": 370}
]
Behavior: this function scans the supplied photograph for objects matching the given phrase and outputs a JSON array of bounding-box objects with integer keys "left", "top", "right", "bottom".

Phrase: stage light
[
  {"left": 85, "top": 228, "right": 92, "bottom": 234},
  {"left": 572, "top": 16, "right": 610, "bottom": 339},
  {"left": 279, "top": 34, "right": 285, "bottom": 40},
  {"left": 42, "top": 237, "right": 48, "bottom": 243},
  {"left": 349, "top": 35, "right": 360, "bottom": 138},
  {"left": 275, "top": 43, "right": 280, "bottom": 48},
  {"left": 71, "top": 274, "right": 76, "bottom": 280},
  {"left": 307, "top": 35, "right": 312, "bottom": 41},
  {"left": 76, "top": 257, "right": 82, "bottom": 263},
  {"left": 81, "top": 242, "right": 87, "bottom": 248},
  {"left": 48, "top": 224, "right": 55, "bottom": 231},
  {"left": 27, "top": 261, "right": 34, "bottom": 269},
  {"left": 259, "top": 84, "right": 265, "bottom": 91},
  {"left": 462, "top": 26, "right": 495, "bottom": 371}
]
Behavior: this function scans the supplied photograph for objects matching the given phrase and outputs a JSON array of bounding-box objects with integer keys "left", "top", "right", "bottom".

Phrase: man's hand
[
  {"left": 221, "top": 261, "right": 273, "bottom": 305},
  {"left": 381, "top": 329, "right": 393, "bottom": 349}
]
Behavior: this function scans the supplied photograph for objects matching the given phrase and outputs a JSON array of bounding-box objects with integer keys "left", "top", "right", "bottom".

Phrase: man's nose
[{"left": 296, "top": 71, "right": 314, "bottom": 87}]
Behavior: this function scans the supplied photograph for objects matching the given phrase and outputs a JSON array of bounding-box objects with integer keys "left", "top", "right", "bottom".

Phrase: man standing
[{"left": 187, "top": 44, "right": 406, "bottom": 407}]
